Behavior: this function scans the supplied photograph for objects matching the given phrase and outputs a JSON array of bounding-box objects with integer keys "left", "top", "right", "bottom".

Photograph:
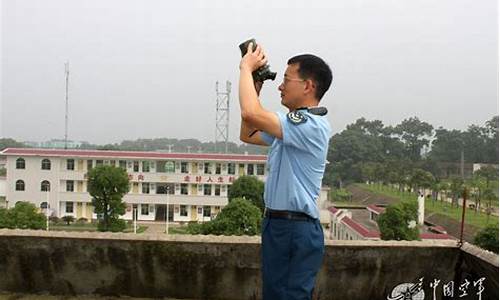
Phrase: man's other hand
[{"left": 239, "top": 43, "right": 268, "bottom": 73}]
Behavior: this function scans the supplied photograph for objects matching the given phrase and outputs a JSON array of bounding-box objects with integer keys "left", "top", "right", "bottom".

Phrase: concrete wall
[{"left": 0, "top": 230, "right": 497, "bottom": 300}]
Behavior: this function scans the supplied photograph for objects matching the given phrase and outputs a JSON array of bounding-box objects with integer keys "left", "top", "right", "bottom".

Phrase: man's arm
[
  {"left": 240, "top": 120, "right": 268, "bottom": 145},
  {"left": 239, "top": 81, "right": 270, "bottom": 146},
  {"left": 238, "top": 43, "right": 283, "bottom": 140}
]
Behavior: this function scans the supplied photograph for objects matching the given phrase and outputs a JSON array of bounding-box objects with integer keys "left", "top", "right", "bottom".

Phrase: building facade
[{"left": 0, "top": 148, "right": 267, "bottom": 222}]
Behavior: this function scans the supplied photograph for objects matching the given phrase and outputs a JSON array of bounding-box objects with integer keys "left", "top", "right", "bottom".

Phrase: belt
[{"left": 264, "top": 209, "right": 315, "bottom": 222}]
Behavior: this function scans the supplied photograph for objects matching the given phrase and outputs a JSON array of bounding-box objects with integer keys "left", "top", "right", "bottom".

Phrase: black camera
[{"left": 238, "top": 38, "right": 277, "bottom": 82}]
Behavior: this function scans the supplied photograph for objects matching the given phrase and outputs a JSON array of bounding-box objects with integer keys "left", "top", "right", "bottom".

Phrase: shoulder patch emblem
[{"left": 287, "top": 111, "right": 307, "bottom": 125}]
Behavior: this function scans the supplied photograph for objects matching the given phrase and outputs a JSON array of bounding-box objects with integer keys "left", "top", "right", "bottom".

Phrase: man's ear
[{"left": 304, "top": 79, "right": 316, "bottom": 95}]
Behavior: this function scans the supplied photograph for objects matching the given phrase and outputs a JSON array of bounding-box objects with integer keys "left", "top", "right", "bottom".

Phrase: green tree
[
  {"left": 0, "top": 202, "right": 45, "bottom": 230},
  {"left": 409, "top": 169, "right": 434, "bottom": 193},
  {"left": 449, "top": 176, "right": 465, "bottom": 208},
  {"left": 473, "top": 224, "right": 499, "bottom": 253},
  {"left": 394, "top": 117, "right": 433, "bottom": 161},
  {"left": 188, "top": 198, "right": 262, "bottom": 236},
  {"left": 228, "top": 175, "right": 265, "bottom": 212},
  {"left": 474, "top": 166, "right": 499, "bottom": 188},
  {"left": 87, "top": 165, "right": 130, "bottom": 232},
  {"left": 377, "top": 200, "right": 420, "bottom": 241},
  {"left": 484, "top": 116, "right": 498, "bottom": 163}
]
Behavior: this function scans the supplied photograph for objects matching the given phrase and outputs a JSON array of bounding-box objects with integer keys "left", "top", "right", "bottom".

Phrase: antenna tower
[{"left": 215, "top": 81, "right": 231, "bottom": 153}]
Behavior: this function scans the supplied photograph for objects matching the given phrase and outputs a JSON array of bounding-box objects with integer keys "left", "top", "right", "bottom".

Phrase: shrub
[
  {"left": 61, "top": 215, "right": 75, "bottom": 225},
  {"left": 474, "top": 224, "right": 499, "bottom": 253},
  {"left": 76, "top": 217, "right": 88, "bottom": 224},
  {"left": 0, "top": 202, "right": 45, "bottom": 230}
]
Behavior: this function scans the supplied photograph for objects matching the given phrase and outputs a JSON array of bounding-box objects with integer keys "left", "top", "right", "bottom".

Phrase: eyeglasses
[{"left": 282, "top": 76, "right": 305, "bottom": 85}]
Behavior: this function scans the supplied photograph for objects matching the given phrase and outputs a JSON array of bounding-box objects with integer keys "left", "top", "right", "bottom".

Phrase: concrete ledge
[
  {"left": 0, "top": 229, "right": 261, "bottom": 244},
  {"left": 461, "top": 241, "right": 499, "bottom": 267},
  {"left": 0, "top": 229, "right": 459, "bottom": 248},
  {"left": 0, "top": 229, "right": 497, "bottom": 299}
]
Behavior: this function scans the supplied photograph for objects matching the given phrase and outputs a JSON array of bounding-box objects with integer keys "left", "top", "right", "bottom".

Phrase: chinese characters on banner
[{"left": 128, "top": 174, "right": 236, "bottom": 184}]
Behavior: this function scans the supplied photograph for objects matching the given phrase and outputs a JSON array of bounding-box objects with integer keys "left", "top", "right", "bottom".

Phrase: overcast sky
[{"left": 1, "top": 0, "right": 498, "bottom": 145}]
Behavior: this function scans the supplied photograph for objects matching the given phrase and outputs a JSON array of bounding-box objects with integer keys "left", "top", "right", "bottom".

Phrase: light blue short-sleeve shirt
[{"left": 260, "top": 108, "right": 332, "bottom": 219}]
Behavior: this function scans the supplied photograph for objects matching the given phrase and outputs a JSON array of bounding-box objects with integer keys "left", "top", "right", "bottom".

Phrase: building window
[
  {"left": 66, "top": 202, "right": 74, "bottom": 213},
  {"left": 95, "top": 160, "right": 103, "bottom": 167},
  {"left": 215, "top": 185, "right": 221, "bottom": 196},
  {"left": 15, "top": 180, "right": 25, "bottom": 191},
  {"left": 228, "top": 163, "right": 235, "bottom": 175},
  {"left": 181, "top": 183, "right": 188, "bottom": 195},
  {"left": 67, "top": 159, "right": 75, "bottom": 170},
  {"left": 133, "top": 161, "right": 139, "bottom": 172},
  {"left": 257, "top": 164, "right": 265, "bottom": 175},
  {"left": 87, "top": 160, "right": 93, "bottom": 170},
  {"left": 203, "top": 206, "right": 211, "bottom": 217},
  {"left": 119, "top": 160, "right": 127, "bottom": 170},
  {"left": 16, "top": 158, "right": 25, "bottom": 169},
  {"left": 41, "top": 180, "right": 50, "bottom": 192},
  {"left": 110, "top": 160, "right": 116, "bottom": 167},
  {"left": 142, "top": 183, "right": 150, "bottom": 194},
  {"left": 166, "top": 161, "right": 176, "bottom": 173},
  {"left": 204, "top": 184, "right": 212, "bottom": 196},
  {"left": 141, "top": 204, "right": 149, "bottom": 215},
  {"left": 66, "top": 180, "right": 74, "bottom": 192},
  {"left": 180, "top": 162, "right": 188, "bottom": 173},
  {"left": 215, "top": 163, "right": 221, "bottom": 174},
  {"left": 247, "top": 164, "right": 254, "bottom": 175},
  {"left": 204, "top": 162, "right": 212, "bottom": 174},
  {"left": 157, "top": 183, "right": 174, "bottom": 194},
  {"left": 41, "top": 159, "right": 51, "bottom": 170},
  {"left": 180, "top": 205, "right": 188, "bottom": 217},
  {"left": 142, "top": 161, "right": 150, "bottom": 172}
]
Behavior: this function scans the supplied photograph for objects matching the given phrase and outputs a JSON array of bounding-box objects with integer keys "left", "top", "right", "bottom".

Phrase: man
[{"left": 238, "top": 42, "right": 333, "bottom": 300}]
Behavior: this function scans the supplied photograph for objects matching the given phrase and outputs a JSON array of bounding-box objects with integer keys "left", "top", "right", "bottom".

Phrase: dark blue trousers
[{"left": 261, "top": 217, "right": 324, "bottom": 300}]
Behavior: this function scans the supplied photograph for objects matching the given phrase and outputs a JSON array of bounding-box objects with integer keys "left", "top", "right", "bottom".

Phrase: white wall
[{"left": 0, "top": 177, "right": 6, "bottom": 197}]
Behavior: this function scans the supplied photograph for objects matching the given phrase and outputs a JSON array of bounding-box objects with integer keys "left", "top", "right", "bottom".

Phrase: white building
[
  {"left": 0, "top": 148, "right": 267, "bottom": 222},
  {"left": 0, "top": 176, "right": 6, "bottom": 207}
]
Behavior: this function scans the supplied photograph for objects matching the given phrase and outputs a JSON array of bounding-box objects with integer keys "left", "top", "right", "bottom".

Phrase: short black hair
[{"left": 287, "top": 54, "right": 333, "bottom": 101}]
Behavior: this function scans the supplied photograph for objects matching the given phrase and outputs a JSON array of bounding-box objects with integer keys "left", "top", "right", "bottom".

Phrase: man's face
[{"left": 278, "top": 63, "right": 306, "bottom": 110}]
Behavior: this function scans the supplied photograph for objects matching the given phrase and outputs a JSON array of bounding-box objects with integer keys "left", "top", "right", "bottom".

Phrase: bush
[
  {"left": 76, "top": 217, "right": 88, "bottom": 224},
  {"left": 228, "top": 176, "right": 265, "bottom": 213},
  {"left": 377, "top": 200, "right": 420, "bottom": 241},
  {"left": 0, "top": 202, "right": 45, "bottom": 230},
  {"left": 49, "top": 216, "right": 61, "bottom": 224},
  {"left": 61, "top": 215, "right": 75, "bottom": 225},
  {"left": 474, "top": 224, "right": 499, "bottom": 253},
  {"left": 0, "top": 208, "right": 15, "bottom": 229},
  {"left": 187, "top": 198, "right": 262, "bottom": 236}
]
